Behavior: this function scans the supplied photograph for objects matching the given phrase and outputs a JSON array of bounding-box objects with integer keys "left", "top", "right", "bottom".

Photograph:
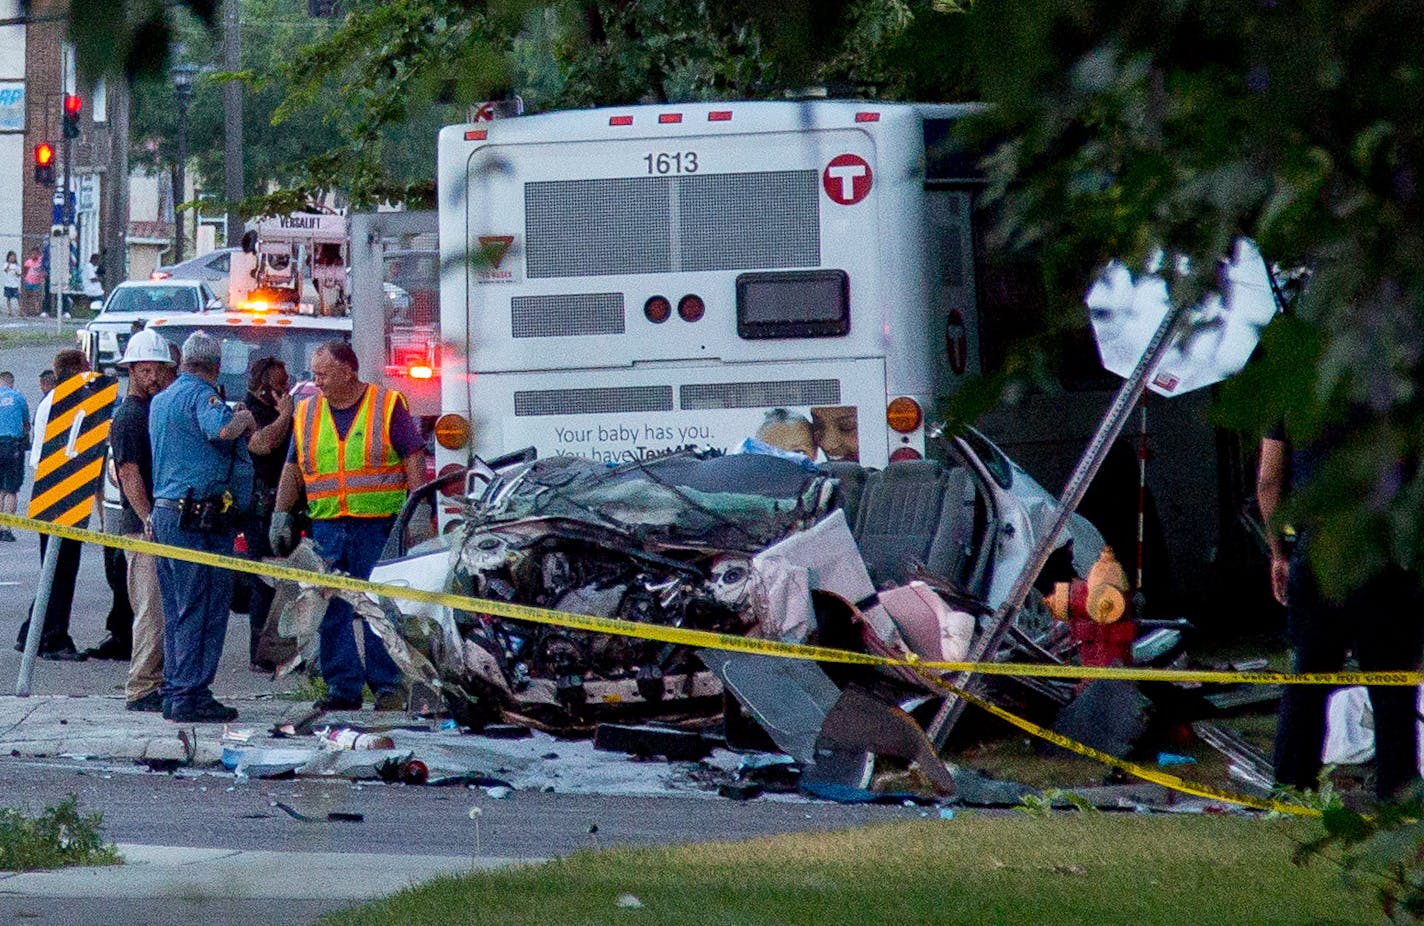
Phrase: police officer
[
  {"left": 269, "top": 340, "right": 424, "bottom": 712},
  {"left": 149, "top": 332, "right": 256, "bottom": 723}
]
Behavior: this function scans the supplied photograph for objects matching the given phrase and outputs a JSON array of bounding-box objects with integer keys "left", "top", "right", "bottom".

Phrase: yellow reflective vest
[{"left": 292, "top": 384, "right": 407, "bottom": 519}]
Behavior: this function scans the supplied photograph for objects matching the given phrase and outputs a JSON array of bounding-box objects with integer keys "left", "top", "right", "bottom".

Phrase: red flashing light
[
  {"left": 889, "top": 447, "right": 923, "bottom": 463},
  {"left": 34, "top": 143, "right": 54, "bottom": 166},
  {"left": 149, "top": 270, "right": 171, "bottom": 281},
  {"left": 609, "top": 115, "right": 633, "bottom": 126},
  {"left": 408, "top": 365, "right": 435, "bottom": 380},
  {"left": 464, "top": 129, "right": 487, "bottom": 141},
  {"left": 63, "top": 94, "right": 82, "bottom": 117},
  {"left": 854, "top": 111, "right": 880, "bottom": 123},
  {"left": 708, "top": 110, "right": 732, "bottom": 122},
  {"left": 644, "top": 295, "right": 671, "bottom": 324},
  {"left": 658, "top": 113, "right": 682, "bottom": 124}
]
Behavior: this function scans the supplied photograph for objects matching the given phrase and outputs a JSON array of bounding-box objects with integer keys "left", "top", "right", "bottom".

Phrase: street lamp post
[{"left": 172, "top": 63, "right": 198, "bottom": 266}]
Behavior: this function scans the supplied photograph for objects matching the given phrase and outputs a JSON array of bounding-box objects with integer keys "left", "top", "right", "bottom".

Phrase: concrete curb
[{"left": 0, "top": 844, "right": 538, "bottom": 899}]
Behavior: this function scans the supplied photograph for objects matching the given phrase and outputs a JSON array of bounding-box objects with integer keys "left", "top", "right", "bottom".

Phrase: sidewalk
[
  {"left": 0, "top": 694, "right": 312, "bottom": 765},
  {"left": 0, "top": 844, "right": 533, "bottom": 926}
]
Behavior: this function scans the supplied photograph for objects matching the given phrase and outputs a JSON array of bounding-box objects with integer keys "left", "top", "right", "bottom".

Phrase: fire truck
[{"left": 234, "top": 211, "right": 351, "bottom": 316}]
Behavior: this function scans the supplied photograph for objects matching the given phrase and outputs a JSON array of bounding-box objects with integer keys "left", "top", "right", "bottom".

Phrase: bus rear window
[{"left": 735, "top": 270, "right": 849, "bottom": 339}]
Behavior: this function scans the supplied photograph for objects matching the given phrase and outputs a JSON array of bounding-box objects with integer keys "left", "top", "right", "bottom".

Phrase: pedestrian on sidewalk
[
  {"left": 149, "top": 332, "right": 256, "bottom": 723},
  {"left": 241, "top": 356, "right": 293, "bottom": 673},
  {"left": 15, "top": 350, "right": 94, "bottom": 661},
  {"left": 0, "top": 371, "right": 28, "bottom": 541},
  {"left": 1258, "top": 422, "right": 1424, "bottom": 802},
  {"left": 111, "top": 330, "right": 178, "bottom": 712},
  {"left": 270, "top": 341, "right": 424, "bottom": 712},
  {"left": 3, "top": 251, "right": 20, "bottom": 316},
  {"left": 82, "top": 253, "right": 104, "bottom": 306},
  {"left": 21, "top": 247, "right": 45, "bottom": 317}
]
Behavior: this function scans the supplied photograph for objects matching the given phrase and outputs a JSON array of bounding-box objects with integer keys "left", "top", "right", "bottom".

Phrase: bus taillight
[
  {"left": 437, "top": 463, "right": 465, "bottom": 498},
  {"left": 677, "top": 294, "right": 704, "bottom": 322},
  {"left": 435, "top": 414, "right": 472, "bottom": 450},
  {"left": 890, "top": 447, "right": 922, "bottom": 463},
  {"left": 644, "top": 296, "right": 671, "bottom": 323},
  {"left": 886, "top": 397, "right": 923, "bottom": 433}
]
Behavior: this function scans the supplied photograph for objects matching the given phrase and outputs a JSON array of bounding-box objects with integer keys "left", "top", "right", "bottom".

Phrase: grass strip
[
  {"left": 320, "top": 815, "right": 1373, "bottom": 926},
  {"left": 0, "top": 795, "right": 121, "bottom": 872}
]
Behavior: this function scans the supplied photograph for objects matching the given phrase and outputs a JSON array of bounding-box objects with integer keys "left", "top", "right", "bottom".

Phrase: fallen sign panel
[{"left": 1085, "top": 238, "right": 1278, "bottom": 396}]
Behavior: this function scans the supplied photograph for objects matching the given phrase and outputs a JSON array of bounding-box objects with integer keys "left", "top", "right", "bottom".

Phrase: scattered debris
[
  {"left": 326, "top": 812, "right": 364, "bottom": 823},
  {"left": 593, "top": 724, "right": 714, "bottom": 762},
  {"left": 272, "top": 801, "right": 315, "bottom": 822},
  {"left": 318, "top": 727, "right": 396, "bottom": 751}
]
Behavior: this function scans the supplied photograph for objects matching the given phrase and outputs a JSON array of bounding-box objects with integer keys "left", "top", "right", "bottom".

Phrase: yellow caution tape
[
  {"left": 920, "top": 674, "right": 1320, "bottom": 816},
  {"left": 0, "top": 510, "right": 1418, "bottom": 688}
]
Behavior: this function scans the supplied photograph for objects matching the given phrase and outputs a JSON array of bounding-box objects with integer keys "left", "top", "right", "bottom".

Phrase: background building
[
  {"left": 6, "top": 0, "right": 125, "bottom": 315},
  {"left": 0, "top": 1, "right": 26, "bottom": 273}
]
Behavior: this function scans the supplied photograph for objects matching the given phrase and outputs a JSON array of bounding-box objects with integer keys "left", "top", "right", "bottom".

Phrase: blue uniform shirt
[
  {"left": 149, "top": 372, "right": 253, "bottom": 509},
  {"left": 0, "top": 384, "right": 28, "bottom": 439}
]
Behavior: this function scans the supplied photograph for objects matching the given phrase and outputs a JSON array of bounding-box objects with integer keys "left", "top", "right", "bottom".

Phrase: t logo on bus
[{"left": 823, "top": 154, "right": 873, "bottom": 205}]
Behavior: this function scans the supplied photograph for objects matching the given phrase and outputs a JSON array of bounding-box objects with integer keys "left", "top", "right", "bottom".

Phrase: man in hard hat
[
  {"left": 149, "top": 332, "right": 256, "bottom": 723},
  {"left": 110, "top": 328, "right": 178, "bottom": 712},
  {"left": 269, "top": 340, "right": 424, "bottom": 712}
]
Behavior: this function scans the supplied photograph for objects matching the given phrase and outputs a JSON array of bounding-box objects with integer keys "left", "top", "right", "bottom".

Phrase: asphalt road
[{"left": 1, "top": 759, "right": 927, "bottom": 859}]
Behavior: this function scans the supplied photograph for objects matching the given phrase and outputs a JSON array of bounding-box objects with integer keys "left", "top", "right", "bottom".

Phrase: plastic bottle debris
[
  {"left": 1156, "top": 752, "right": 1197, "bottom": 767},
  {"left": 484, "top": 785, "right": 513, "bottom": 799},
  {"left": 318, "top": 727, "right": 396, "bottom": 751},
  {"left": 616, "top": 895, "right": 643, "bottom": 909}
]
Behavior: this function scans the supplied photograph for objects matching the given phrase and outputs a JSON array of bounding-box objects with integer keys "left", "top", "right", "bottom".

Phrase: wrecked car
[{"left": 362, "top": 431, "right": 1103, "bottom": 774}]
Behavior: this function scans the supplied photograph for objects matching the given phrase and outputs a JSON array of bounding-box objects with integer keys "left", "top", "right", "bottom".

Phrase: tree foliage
[
  {"left": 126, "top": 0, "right": 338, "bottom": 210},
  {"left": 961, "top": 0, "right": 1424, "bottom": 592}
]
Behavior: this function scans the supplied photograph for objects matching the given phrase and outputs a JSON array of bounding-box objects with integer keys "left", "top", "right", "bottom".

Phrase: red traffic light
[
  {"left": 34, "top": 143, "right": 54, "bottom": 166},
  {"left": 63, "top": 94, "right": 81, "bottom": 117}
]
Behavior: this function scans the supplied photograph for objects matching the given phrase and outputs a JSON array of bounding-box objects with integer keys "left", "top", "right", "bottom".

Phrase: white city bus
[{"left": 433, "top": 100, "right": 984, "bottom": 472}]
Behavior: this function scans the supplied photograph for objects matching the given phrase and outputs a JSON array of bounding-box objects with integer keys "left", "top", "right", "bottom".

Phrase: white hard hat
[{"left": 118, "top": 327, "right": 177, "bottom": 367}]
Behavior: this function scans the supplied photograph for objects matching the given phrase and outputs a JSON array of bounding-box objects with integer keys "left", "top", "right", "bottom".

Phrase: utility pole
[
  {"left": 102, "top": 77, "right": 131, "bottom": 285},
  {"left": 59, "top": 47, "right": 73, "bottom": 325},
  {"left": 223, "top": 0, "right": 244, "bottom": 248}
]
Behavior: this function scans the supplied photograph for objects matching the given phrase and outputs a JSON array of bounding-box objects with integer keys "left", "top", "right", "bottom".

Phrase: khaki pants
[{"left": 124, "top": 535, "right": 164, "bottom": 702}]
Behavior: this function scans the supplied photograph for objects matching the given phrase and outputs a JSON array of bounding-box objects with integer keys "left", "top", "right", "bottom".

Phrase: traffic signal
[
  {"left": 33, "top": 142, "right": 54, "bottom": 185},
  {"left": 62, "top": 94, "right": 81, "bottom": 139}
]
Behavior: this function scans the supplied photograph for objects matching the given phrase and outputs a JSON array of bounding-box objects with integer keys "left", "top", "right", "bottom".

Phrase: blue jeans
[
  {"left": 152, "top": 507, "right": 234, "bottom": 712},
  {"left": 311, "top": 516, "right": 401, "bottom": 701}
]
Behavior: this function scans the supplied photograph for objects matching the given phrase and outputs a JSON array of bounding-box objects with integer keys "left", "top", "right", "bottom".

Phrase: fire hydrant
[{"left": 1046, "top": 546, "right": 1136, "bottom": 667}]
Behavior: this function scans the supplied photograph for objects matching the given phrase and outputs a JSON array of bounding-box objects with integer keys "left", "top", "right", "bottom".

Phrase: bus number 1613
[{"left": 643, "top": 151, "right": 698, "bottom": 174}]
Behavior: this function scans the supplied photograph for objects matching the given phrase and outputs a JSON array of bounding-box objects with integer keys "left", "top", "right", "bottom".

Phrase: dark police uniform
[{"left": 149, "top": 372, "right": 253, "bottom": 720}]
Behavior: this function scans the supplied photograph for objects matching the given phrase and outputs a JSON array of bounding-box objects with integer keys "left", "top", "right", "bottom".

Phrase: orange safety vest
[{"left": 292, "top": 384, "right": 407, "bottom": 519}]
